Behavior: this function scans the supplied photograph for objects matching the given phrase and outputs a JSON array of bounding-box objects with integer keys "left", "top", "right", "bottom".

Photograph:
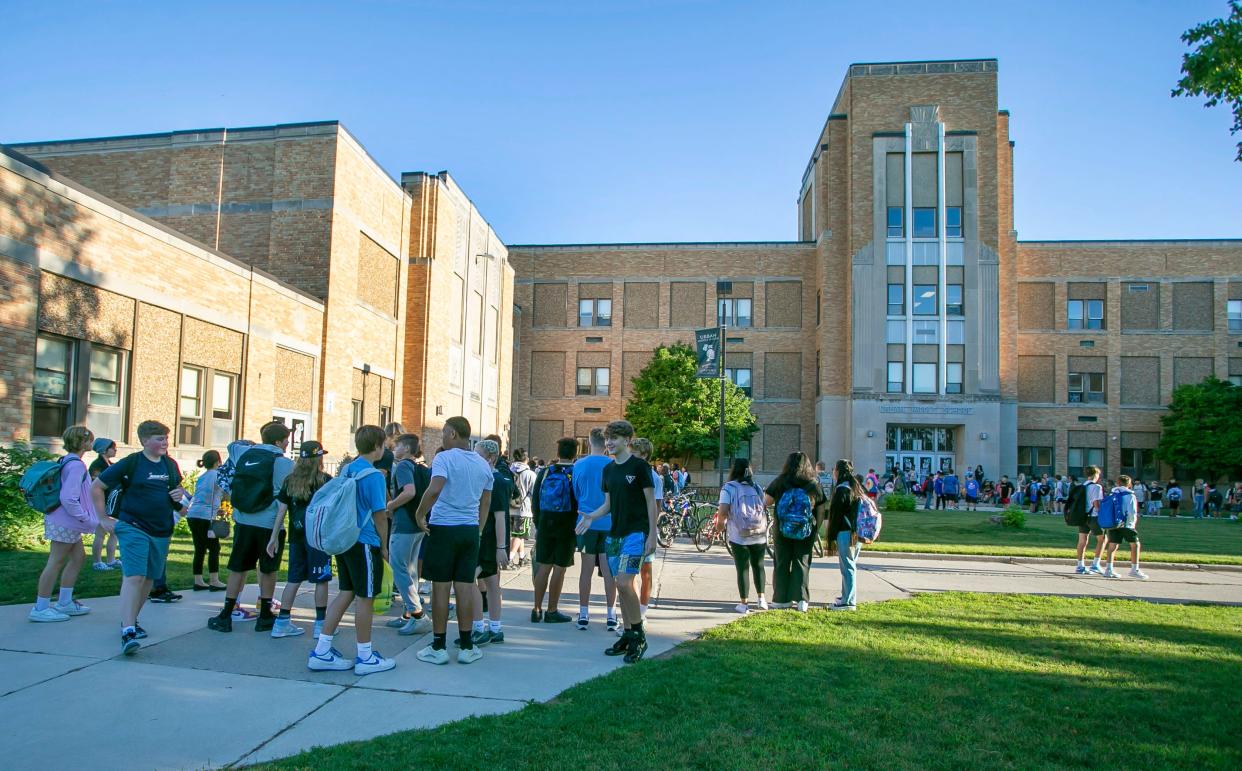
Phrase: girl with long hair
[
  {"left": 827, "top": 459, "right": 866, "bottom": 611},
  {"left": 764, "top": 451, "right": 827, "bottom": 611},
  {"left": 717, "top": 457, "right": 769, "bottom": 613},
  {"left": 186, "top": 450, "right": 226, "bottom": 591},
  {"left": 269, "top": 441, "right": 333, "bottom": 638}
]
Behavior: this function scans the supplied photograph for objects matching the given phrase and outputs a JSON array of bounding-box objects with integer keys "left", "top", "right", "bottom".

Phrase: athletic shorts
[
  {"left": 1107, "top": 527, "right": 1139, "bottom": 545},
  {"left": 115, "top": 520, "right": 170, "bottom": 580},
  {"left": 424, "top": 524, "right": 479, "bottom": 583},
  {"left": 1078, "top": 517, "right": 1104, "bottom": 536},
  {"left": 578, "top": 528, "right": 608, "bottom": 555},
  {"left": 336, "top": 542, "right": 384, "bottom": 598},
  {"left": 535, "top": 513, "right": 576, "bottom": 567},
  {"left": 965, "top": 495, "right": 978, "bottom": 503},
  {"left": 287, "top": 528, "right": 332, "bottom": 584},
  {"left": 228, "top": 522, "right": 284, "bottom": 575},
  {"left": 477, "top": 529, "right": 499, "bottom": 579},
  {"left": 606, "top": 532, "right": 646, "bottom": 576},
  {"left": 510, "top": 514, "right": 532, "bottom": 538},
  {"left": 1169, "top": 500, "right": 1181, "bottom": 510},
  {"left": 943, "top": 493, "right": 959, "bottom": 502}
]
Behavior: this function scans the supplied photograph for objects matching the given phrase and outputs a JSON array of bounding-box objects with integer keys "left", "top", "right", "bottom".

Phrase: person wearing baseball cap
[
  {"left": 271, "top": 440, "right": 334, "bottom": 639},
  {"left": 89, "top": 438, "right": 120, "bottom": 570}
]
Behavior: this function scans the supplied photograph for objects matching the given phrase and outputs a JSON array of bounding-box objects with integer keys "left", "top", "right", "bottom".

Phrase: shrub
[
  {"left": 1001, "top": 506, "right": 1027, "bottom": 529},
  {"left": 883, "top": 492, "right": 917, "bottom": 512},
  {"left": 0, "top": 444, "right": 59, "bottom": 550}
]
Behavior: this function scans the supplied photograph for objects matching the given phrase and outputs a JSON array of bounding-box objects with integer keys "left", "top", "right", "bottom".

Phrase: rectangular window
[
  {"left": 579, "top": 298, "right": 612, "bottom": 327},
  {"left": 350, "top": 400, "right": 363, "bottom": 434},
  {"left": 85, "top": 346, "right": 124, "bottom": 440},
  {"left": 33, "top": 335, "right": 74, "bottom": 438},
  {"left": 1230, "top": 299, "right": 1242, "bottom": 332},
  {"left": 886, "top": 320, "right": 906, "bottom": 344},
  {"left": 1068, "top": 372, "right": 1105, "bottom": 403},
  {"left": 473, "top": 292, "right": 485, "bottom": 355},
  {"left": 947, "top": 320, "right": 965, "bottom": 345},
  {"left": 912, "top": 363, "right": 936, "bottom": 394},
  {"left": 1067, "top": 447, "right": 1105, "bottom": 479},
  {"left": 886, "top": 206, "right": 903, "bottom": 238},
  {"left": 946, "top": 363, "right": 963, "bottom": 394},
  {"left": 379, "top": 405, "right": 391, "bottom": 429},
  {"left": 887, "top": 362, "right": 904, "bottom": 393},
  {"left": 179, "top": 366, "right": 204, "bottom": 446},
  {"left": 726, "top": 367, "right": 752, "bottom": 396},
  {"left": 887, "top": 284, "right": 904, "bottom": 316},
  {"left": 717, "top": 298, "right": 753, "bottom": 328},
  {"left": 1231, "top": 375, "right": 1242, "bottom": 387},
  {"left": 912, "top": 208, "right": 936, "bottom": 238},
  {"left": 1068, "top": 299, "right": 1104, "bottom": 330},
  {"left": 211, "top": 372, "right": 237, "bottom": 446},
  {"left": 913, "top": 320, "right": 939, "bottom": 343},
  {"left": 947, "top": 284, "right": 963, "bottom": 316},
  {"left": 913, "top": 285, "right": 937, "bottom": 316},
  {"left": 576, "top": 367, "right": 610, "bottom": 396},
  {"left": 1018, "top": 446, "right": 1054, "bottom": 478},
  {"left": 1121, "top": 448, "right": 1156, "bottom": 482},
  {"left": 945, "top": 206, "right": 962, "bottom": 238}
]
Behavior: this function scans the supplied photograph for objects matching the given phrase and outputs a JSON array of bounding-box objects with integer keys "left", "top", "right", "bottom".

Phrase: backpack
[
  {"left": 1064, "top": 483, "right": 1088, "bottom": 526},
  {"left": 724, "top": 481, "right": 767, "bottom": 536},
  {"left": 775, "top": 486, "right": 814, "bottom": 540},
  {"left": 1097, "top": 489, "right": 1133, "bottom": 530},
  {"left": 304, "top": 467, "right": 381, "bottom": 555},
  {"left": 230, "top": 447, "right": 277, "bottom": 513},
  {"left": 854, "top": 494, "right": 883, "bottom": 544},
  {"left": 1167, "top": 486, "right": 1182, "bottom": 502},
  {"left": 20, "top": 457, "right": 70, "bottom": 514},
  {"left": 538, "top": 464, "right": 574, "bottom": 514}
]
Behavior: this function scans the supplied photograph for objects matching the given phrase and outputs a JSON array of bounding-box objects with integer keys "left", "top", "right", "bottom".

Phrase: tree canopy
[
  {"left": 1173, "top": 1, "right": 1242, "bottom": 161},
  {"left": 1155, "top": 376, "right": 1242, "bottom": 482},
  {"left": 623, "top": 343, "right": 758, "bottom": 463}
]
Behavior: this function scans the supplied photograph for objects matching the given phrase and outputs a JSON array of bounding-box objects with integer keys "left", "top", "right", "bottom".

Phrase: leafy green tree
[
  {"left": 624, "top": 343, "right": 758, "bottom": 463},
  {"left": 1156, "top": 376, "right": 1242, "bottom": 482},
  {"left": 1173, "top": 1, "right": 1242, "bottom": 161}
]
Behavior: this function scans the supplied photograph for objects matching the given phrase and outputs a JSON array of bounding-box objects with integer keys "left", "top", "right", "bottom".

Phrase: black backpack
[
  {"left": 230, "top": 447, "right": 277, "bottom": 513},
  {"left": 1064, "top": 483, "right": 1088, "bottom": 526}
]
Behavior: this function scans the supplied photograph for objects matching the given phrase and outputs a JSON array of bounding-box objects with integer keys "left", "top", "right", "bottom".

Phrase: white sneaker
[
  {"left": 307, "top": 647, "right": 353, "bottom": 671},
  {"left": 1103, "top": 567, "right": 1120, "bottom": 579},
  {"left": 398, "top": 615, "right": 432, "bottom": 636},
  {"left": 271, "top": 620, "right": 305, "bottom": 638},
  {"left": 28, "top": 606, "right": 69, "bottom": 623},
  {"left": 757, "top": 598, "right": 769, "bottom": 610},
  {"left": 1129, "top": 568, "right": 1149, "bottom": 580},
  {"left": 829, "top": 602, "right": 858, "bottom": 612},
  {"left": 734, "top": 603, "right": 749, "bottom": 614},
  {"left": 417, "top": 645, "right": 449, "bottom": 665},
  {"left": 52, "top": 600, "right": 90, "bottom": 616},
  {"left": 1074, "top": 565, "right": 1088, "bottom": 575},
  {"left": 1087, "top": 564, "right": 1104, "bottom": 575},
  {"left": 796, "top": 601, "right": 809, "bottom": 613},
  {"left": 354, "top": 652, "right": 395, "bottom": 675},
  {"left": 92, "top": 562, "right": 112, "bottom": 572},
  {"left": 457, "top": 646, "right": 483, "bottom": 664}
]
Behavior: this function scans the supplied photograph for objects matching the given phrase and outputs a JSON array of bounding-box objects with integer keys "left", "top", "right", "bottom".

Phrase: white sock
[
  {"left": 1076, "top": 559, "right": 1084, "bottom": 567},
  {"left": 639, "top": 604, "right": 648, "bottom": 617},
  {"left": 579, "top": 605, "right": 589, "bottom": 618},
  {"left": 314, "top": 633, "right": 334, "bottom": 656},
  {"left": 472, "top": 620, "right": 486, "bottom": 633},
  {"left": 122, "top": 625, "right": 135, "bottom": 635},
  {"left": 1091, "top": 557, "right": 1101, "bottom": 567},
  {"left": 607, "top": 607, "right": 616, "bottom": 621},
  {"left": 35, "top": 596, "right": 50, "bottom": 611},
  {"left": 57, "top": 588, "right": 74, "bottom": 605},
  {"left": 357, "top": 641, "right": 372, "bottom": 661},
  {"left": 488, "top": 619, "right": 502, "bottom": 633}
]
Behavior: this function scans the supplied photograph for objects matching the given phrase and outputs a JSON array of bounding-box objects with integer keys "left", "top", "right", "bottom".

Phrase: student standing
[
  {"left": 88, "top": 437, "right": 120, "bottom": 571},
  {"left": 464, "top": 440, "right": 510, "bottom": 646},
  {"left": 1102, "top": 475, "right": 1147, "bottom": 580},
  {"left": 306, "top": 426, "right": 394, "bottom": 675},
  {"left": 1147, "top": 480, "right": 1164, "bottom": 517},
  {"left": 963, "top": 474, "right": 980, "bottom": 512},
  {"left": 1192, "top": 479, "right": 1206, "bottom": 518},
  {"left": 765, "top": 452, "right": 827, "bottom": 612},
  {"left": 207, "top": 422, "right": 295, "bottom": 633},
  {"left": 716, "top": 458, "right": 768, "bottom": 614},
  {"left": 630, "top": 438, "right": 661, "bottom": 622},
  {"left": 508, "top": 448, "right": 537, "bottom": 568},
  {"left": 572, "top": 428, "right": 618, "bottom": 632},
  {"left": 575, "top": 420, "right": 657, "bottom": 663},
  {"left": 92, "top": 421, "right": 186, "bottom": 654},
  {"left": 269, "top": 441, "right": 334, "bottom": 639},
  {"left": 185, "top": 450, "right": 226, "bottom": 591},
  {"left": 1166, "top": 480, "right": 1183, "bottom": 517},
  {"left": 529, "top": 438, "right": 578, "bottom": 623},
  {"left": 29, "top": 425, "right": 99, "bottom": 622},
  {"left": 933, "top": 472, "right": 945, "bottom": 510},
  {"left": 413, "top": 416, "right": 494, "bottom": 665},
  {"left": 1077, "top": 466, "right": 1108, "bottom": 575},
  {"left": 827, "top": 459, "right": 865, "bottom": 611},
  {"left": 385, "top": 433, "right": 433, "bottom": 636}
]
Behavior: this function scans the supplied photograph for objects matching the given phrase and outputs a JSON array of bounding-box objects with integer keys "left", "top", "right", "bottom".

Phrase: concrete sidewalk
[{"left": 1, "top": 544, "right": 1240, "bottom": 770}]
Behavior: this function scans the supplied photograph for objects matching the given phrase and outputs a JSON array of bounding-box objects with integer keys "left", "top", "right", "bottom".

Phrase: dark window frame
[{"left": 578, "top": 298, "right": 613, "bottom": 328}]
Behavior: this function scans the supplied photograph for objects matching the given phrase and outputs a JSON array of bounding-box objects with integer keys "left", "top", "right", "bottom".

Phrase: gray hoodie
[{"left": 509, "top": 461, "right": 537, "bottom": 517}]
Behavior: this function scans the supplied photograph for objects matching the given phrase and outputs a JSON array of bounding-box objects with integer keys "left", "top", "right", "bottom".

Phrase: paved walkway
[{"left": 2, "top": 544, "right": 1240, "bottom": 770}]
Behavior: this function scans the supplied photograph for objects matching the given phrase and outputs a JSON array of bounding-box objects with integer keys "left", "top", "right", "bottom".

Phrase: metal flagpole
[{"left": 718, "top": 322, "right": 726, "bottom": 489}]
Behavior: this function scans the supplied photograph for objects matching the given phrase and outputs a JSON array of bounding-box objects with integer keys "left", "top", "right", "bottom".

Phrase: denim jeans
[
  {"left": 836, "top": 531, "right": 861, "bottom": 606},
  {"left": 1194, "top": 495, "right": 1204, "bottom": 517},
  {"left": 388, "top": 531, "right": 425, "bottom": 613}
]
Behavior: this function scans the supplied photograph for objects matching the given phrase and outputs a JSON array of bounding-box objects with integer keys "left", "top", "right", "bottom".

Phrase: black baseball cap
[{"left": 299, "top": 441, "right": 327, "bottom": 458}]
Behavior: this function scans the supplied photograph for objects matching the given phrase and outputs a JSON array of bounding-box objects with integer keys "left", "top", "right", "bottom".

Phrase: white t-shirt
[
  {"left": 651, "top": 469, "right": 664, "bottom": 502},
  {"left": 1085, "top": 481, "right": 1103, "bottom": 514},
  {"left": 429, "top": 448, "right": 495, "bottom": 526},
  {"left": 718, "top": 481, "right": 768, "bottom": 546}
]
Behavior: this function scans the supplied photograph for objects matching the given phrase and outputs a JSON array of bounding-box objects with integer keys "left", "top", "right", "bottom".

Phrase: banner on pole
[{"left": 695, "top": 327, "right": 720, "bottom": 378}]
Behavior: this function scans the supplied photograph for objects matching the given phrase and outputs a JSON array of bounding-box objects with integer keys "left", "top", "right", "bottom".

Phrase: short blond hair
[{"left": 62, "top": 425, "right": 94, "bottom": 454}]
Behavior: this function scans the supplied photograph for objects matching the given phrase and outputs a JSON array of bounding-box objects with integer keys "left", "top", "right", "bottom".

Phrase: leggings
[
  {"left": 730, "top": 542, "right": 766, "bottom": 599},
  {"left": 188, "top": 517, "right": 220, "bottom": 575}
]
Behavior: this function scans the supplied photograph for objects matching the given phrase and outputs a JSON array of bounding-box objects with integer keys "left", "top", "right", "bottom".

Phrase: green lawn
[
  {"left": 258, "top": 593, "right": 1241, "bottom": 770},
  {"left": 876, "top": 507, "right": 1242, "bottom": 565}
]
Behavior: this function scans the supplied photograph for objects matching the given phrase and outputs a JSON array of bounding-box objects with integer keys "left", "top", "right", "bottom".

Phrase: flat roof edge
[
  {"left": 6, "top": 120, "right": 341, "bottom": 149},
  {"left": 508, "top": 241, "right": 814, "bottom": 251}
]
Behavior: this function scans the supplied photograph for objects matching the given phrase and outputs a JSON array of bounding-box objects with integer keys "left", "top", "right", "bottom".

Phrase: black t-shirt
[
  {"left": 98, "top": 453, "right": 183, "bottom": 537},
  {"left": 374, "top": 449, "right": 395, "bottom": 479},
  {"left": 88, "top": 456, "right": 110, "bottom": 479},
  {"left": 602, "top": 455, "right": 654, "bottom": 537},
  {"left": 277, "top": 472, "right": 330, "bottom": 532},
  {"left": 483, "top": 470, "right": 512, "bottom": 546},
  {"left": 766, "top": 477, "right": 830, "bottom": 536}
]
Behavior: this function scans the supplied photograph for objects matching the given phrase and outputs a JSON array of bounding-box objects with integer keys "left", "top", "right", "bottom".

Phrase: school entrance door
[{"left": 884, "top": 425, "right": 956, "bottom": 478}]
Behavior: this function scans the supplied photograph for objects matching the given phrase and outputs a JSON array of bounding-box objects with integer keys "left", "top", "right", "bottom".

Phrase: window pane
[
  {"left": 886, "top": 241, "right": 905, "bottom": 265},
  {"left": 887, "top": 284, "right": 904, "bottom": 316},
  {"left": 180, "top": 368, "right": 201, "bottom": 417},
  {"left": 596, "top": 367, "right": 610, "bottom": 387},
  {"left": 913, "top": 208, "right": 936, "bottom": 238},
  {"left": 1087, "top": 300, "right": 1104, "bottom": 320},
  {"left": 947, "top": 284, "right": 963, "bottom": 316},
  {"left": 1228, "top": 300, "right": 1241, "bottom": 332},
  {"left": 737, "top": 369, "right": 751, "bottom": 389},
  {"left": 1068, "top": 448, "right": 1083, "bottom": 468},
  {"left": 947, "top": 320, "right": 964, "bottom": 344},
  {"left": 212, "top": 373, "right": 234, "bottom": 419},
  {"left": 913, "top": 285, "right": 937, "bottom": 315},
  {"left": 886, "top": 320, "right": 905, "bottom": 343},
  {"left": 577, "top": 368, "right": 591, "bottom": 388},
  {"left": 946, "top": 363, "right": 963, "bottom": 392},
  {"left": 33, "top": 403, "right": 69, "bottom": 437},
  {"left": 912, "top": 363, "right": 936, "bottom": 393},
  {"left": 1067, "top": 300, "right": 1083, "bottom": 329},
  {"left": 34, "top": 337, "right": 71, "bottom": 399},
  {"left": 736, "top": 299, "right": 752, "bottom": 327},
  {"left": 578, "top": 299, "right": 593, "bottom": 327},
  {"left": 1036, "top": 448, "right": 1052, "bottom": 467},
  {"left": 596, "top": 299, "right": 612, "bottom": 326},
  {"left": 887, "top": 206, "right": 903, "bottom": 238},
  {"left": 887, "top": 362, "right": 903, "bottom": 393},
  {"left": 945, "top": 206, "right": 962, "bottom": 238}
]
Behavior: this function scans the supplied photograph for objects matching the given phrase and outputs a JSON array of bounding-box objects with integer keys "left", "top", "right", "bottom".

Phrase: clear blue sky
[{"left": 4, "top": 1, "right": 1240, "bottom": 244}]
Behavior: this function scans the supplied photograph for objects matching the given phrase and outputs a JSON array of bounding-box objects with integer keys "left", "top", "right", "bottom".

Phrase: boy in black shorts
[
  {"left": 530, "top": 438, "right": 578, "bottom": 623},
  {"left": 414, "top": 416, "right": 494, "bottom": 665},
  {"left": 462, "top": 440, "right": 510, "bottom": 646},
  {"left": 575, "top": 420, "right": 657, "bottom": 663}
]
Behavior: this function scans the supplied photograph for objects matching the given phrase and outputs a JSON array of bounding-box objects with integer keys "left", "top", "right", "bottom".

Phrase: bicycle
[
  {"left": 765, "top": 517, "right": 825, "bottom": 559},
  {"left": 656, "top": 495, "right": 709, "bottom": 547},
  {"left": 693, "top": 511, "right": 733, "bottom": 555}
]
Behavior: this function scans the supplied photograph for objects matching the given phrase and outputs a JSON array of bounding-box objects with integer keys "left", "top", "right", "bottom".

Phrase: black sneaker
[
  {"left": 606, "top": 617, "right": 619, "bottom": 633},
  {"left": 133, "top": 623, "right": 148, "bottom": 640},
  {"left": 488, "top": 630, "right": 505, "bottom": 644},
  {"left": 530, "top": 609, "right": 543, "bottom": 623},
  {"left": 149, "top": 589, "right": 182, "bottom": 603},
  {"left": 207, "top": 615, "right": 232, "bottom": 633},
  {"left": 623, "top": 636, "right": 648, "bottom": 664},
  {"left": 121, "top": 630, "right": 140, "bottom": 655},
  {"left": 605, "top": 632, "right": 633, "bottom": 657},
  {"left": 255, "top": 615, "right": 276, "bottom": 633},
  {"left": 544, "top": 610, "right": 573, "bottom": 624}
]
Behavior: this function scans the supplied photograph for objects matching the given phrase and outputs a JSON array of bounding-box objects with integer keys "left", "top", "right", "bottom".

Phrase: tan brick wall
[
  {"left": 38, "top": 272, "right": 135, "bottom": 349},
  {"left": 1174, "top": 356, "right": 1214, "bottom": 387},
  {"left": 527, "top": 419, "right": 564, "bottom": 460},
  {"left": 1120, "top": 282, "right": 1160, "bottom": 330},
  {"left": 764, "top": 281, "right": 802, "bottom": 328},
  {"left": 1018, "top": 282, "right": 1054, "bottom": 330},
  {"left": 761, "top": 423, "right": 801, "bottom": 472},
  {"left": 669, "top": 281, "right": 706, "bottom": 328},
  {"left": 533, "top": 283, "right": 567, "bottom": 327},
  {"left": 623, "top": 282, "right": 659, "bottom": 328},
  {"left": 763, "top": 352, "right": 801, "bottom": 399},
  {"left": 1018, "top": 355, "right": 1054, "bottom": 402},
  {"left": 530, "top": 351, "right": 566, "bottom": 397},
  {"left": 182, "top": 316, "right": 243, "bottom": 373},
  {"left": 357, "top": 233, "right": 399, "bottom": 316},
  {"left": 1172, "top": 282, "right": 1213, "bottom": 331},
  {"left": 274, "top": 347, "right": 315, "bottom": 412},
  {"left": 0, "top": 254, "right": 38, "bottom": 443}
]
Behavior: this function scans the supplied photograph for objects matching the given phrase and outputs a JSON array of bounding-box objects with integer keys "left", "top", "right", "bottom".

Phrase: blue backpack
[
  {"left": 538, "top": 464, "right": 574, "bottom": 514},
  {"left": 1097, "top": 489, "right": 1133, "bottom": 529},
  {"left": 20, "top": 457, "right": 69, "bottom": 514},
  {"left": 776, "top": 486, "right": 814, "bottom": 540}
]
